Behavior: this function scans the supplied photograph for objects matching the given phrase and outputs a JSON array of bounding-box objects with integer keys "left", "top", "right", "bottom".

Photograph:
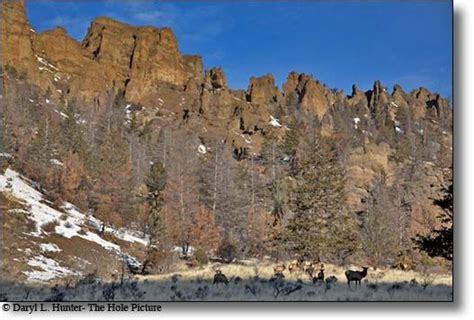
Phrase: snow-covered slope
[{"left": 0, "top": 168, "right": 148, "bottom": 282}]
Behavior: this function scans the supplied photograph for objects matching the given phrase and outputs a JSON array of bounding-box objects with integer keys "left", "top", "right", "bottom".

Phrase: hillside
[
  {"left": 0, "top": 0, "right": 452, "bottom": 289},
  {"left": 0, "top": 167, "right": 146, "bottom": 282}
]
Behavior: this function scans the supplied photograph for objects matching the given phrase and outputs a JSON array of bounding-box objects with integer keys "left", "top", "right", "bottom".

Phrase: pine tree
[
  {"left": 279, "top": 118, "right": 301, "bottom": 175},
  {"left": 140, "top": 161, "right": 169, "bottom": 274},
  {"left": 146, "top": 161, "right": 167, "bottom": 247},
  {"left": 414, "top": 182, "right": 453, "bottom": 261},
  {"left": 281, "top": 133, "right": 358, "bottom": 263},
  {"left": 60, "top": 102, "right": 88, "bottom": 158}
]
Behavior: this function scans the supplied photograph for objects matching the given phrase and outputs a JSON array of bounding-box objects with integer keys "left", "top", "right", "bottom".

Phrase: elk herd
[
  {"left": 212, "top": 257, "right": 369, "bottom": 288},
  {"left": 273, "top": 258, "right": 332, "bottom": 285}
]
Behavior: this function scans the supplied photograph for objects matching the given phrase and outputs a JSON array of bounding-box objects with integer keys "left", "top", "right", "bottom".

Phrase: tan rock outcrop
[
  {"left": 0, "top": 0, "right": 36, "bottom": 75},
  {"left": 204, "top": 67, "right": 227, "bottom": 90},
  {"left": 347, "top": 84, "right": 370, "bottom": 115},
  {"left": 1, "top": 3, "right": 201, "bottom": 108},
  {"left": 368, "top": 80, "right": 390, "bottom": 110},
  {"left": 345, "top": 142, "right": 395, "bottom": 211},
  {"left": 283, "top": 72, "right": 334, "bottom": 119},
  {"left": 247, "top": 74, "right": 280, "bottom": 106}
]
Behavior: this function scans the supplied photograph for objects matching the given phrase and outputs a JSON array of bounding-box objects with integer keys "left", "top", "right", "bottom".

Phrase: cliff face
[
  {"left": 1, "top": 0, "right": 452, "bottom": 218},
  {"left": 81, "top": 17, "right": 203, "bottom": 103},
  {"left": 1, "top": 0, "right": 34, "bottom": 71},
  {"left": 1, "top": 2, "right": 202, "bottom": 108},
  {"left": 1, "top": 0, "right": 451, "bottom": 124}
]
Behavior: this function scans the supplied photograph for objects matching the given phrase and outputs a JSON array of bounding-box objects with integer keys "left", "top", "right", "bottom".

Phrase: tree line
[{"left": 0, "top": 69, "right": 453, "bottom": 272}]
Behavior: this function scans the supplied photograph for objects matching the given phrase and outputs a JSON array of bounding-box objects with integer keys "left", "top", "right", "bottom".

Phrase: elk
[
  {"left": 270, "top": 272, "right": 285, "bottom": 282},
  {"left": 312, "top": 268, "right": 325, "bottom": 284},
  {"left": 305, "top": 265, "right": 315, "bottom": 278},
  {"left": 213, "top": 270, "right": 229, "bottom": 286},
  {"left": 325, "top": 276, "right": 338, "bottom": 284},
  {"left": 288, "top": 257, "right": 305, "bottom": 273},
  {"left": 303, "top": 261, "right": 313, "bottom": 272},
  {"left": 288, "top": 261, "right": 298, "bottom": 274},
  {"left": 273, "top": 264, "right": 286, "bottom": 274},
  {"left": 345, "top": 267, "right": 369, "bottom": 287}
]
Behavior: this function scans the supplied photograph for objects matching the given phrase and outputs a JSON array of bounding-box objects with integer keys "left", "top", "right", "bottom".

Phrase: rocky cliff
[
  {"left": 1, "top": 0, "right": 452, "bottom": 220},
  {"left": 1, "top": 0, "right": 451, "bottom": 126}
]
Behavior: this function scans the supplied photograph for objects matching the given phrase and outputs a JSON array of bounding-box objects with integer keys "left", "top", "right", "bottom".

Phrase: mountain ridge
[{"left": 1, "top": 0, "right": 451, "bottom": 120}]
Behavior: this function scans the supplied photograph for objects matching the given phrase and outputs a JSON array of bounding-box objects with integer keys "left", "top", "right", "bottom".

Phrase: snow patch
[
  {"left": 395, "top": 126, "right": 403, "bottom": 133},
  {"left": 173, "top": 246, "right": 194, "bottom": 255},
  {"left": 353, "top": 117, "right": 360, "bottom": 129},
  {"left": 36, "top": 55, "right": 58, "bottom": 71},
  {"left": 49, "top": 159, "right": 64, "bottom": 167},
  {"left": 39, "top": 66, "right": 54, "bottom": 74},
  {"left": 40, "top": 243, "right": 61, "bottom": 252},
  {"left": 198, "top": 144, "right": 207, "bottom": 154},
  {"left": 53, "top": 109, "right": 69, "bottom": 120},
  {"left": 270, "top": 116, "right": 282, "bottom": 128},
  {"left": 24, "top": 255, "right": 77, "bottom": 282},
  {"left": 1, "top": 169, "right": 60, "bottom": 236}
]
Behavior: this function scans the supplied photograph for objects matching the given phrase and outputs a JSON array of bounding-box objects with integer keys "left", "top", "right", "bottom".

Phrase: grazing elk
[
  {"left": 213, "top": 270, "right": 229, "bottom": 286},
  {"left": 325, "top": 276, "right": 338, "bottom": 284},
  {"left": 303, "top": 261, "right": 313, "bottom": 272},
  {"left": 273, "top": 264, "right": 286, "bottom": 274},
  {"left": 288, "top": 261, "right": 298, "bottom": 274},
  {"left": 305, "top": 265, "right": 315, "bottom": 278},
  {"left": 288, "top": 257, "right": 305, "bottom": 273},
  {"left": 270, "top": 272, "right": 285, "bottom": 283},
  {"left": 312, "top": 268, "right": 325, "bottom": 284},
  {"left": 345, "top": 267, "right": 369, "bottom": 287}
]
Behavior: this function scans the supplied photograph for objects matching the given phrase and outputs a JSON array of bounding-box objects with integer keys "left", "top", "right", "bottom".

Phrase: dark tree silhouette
[{"left": 414, "top": 182, "right": 453, "bottom": 261}]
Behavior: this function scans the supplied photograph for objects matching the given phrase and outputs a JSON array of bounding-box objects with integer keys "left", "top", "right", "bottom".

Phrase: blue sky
[{"left": 25, "top": 0, "right": 452, "bottom": 97}]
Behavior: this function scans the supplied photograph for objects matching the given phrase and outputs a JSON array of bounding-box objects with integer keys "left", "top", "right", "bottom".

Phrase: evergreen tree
[
  {"left": 279, "top": 119, "right": 301, "bottom": 175},
  {"left": 281, "top": 133, "right": 358, "bottom": 263},
  {"left": 145, "top": 161, "right": 167, "bottom": 249},
  {"left": 414, "top": 182, "right": 453, "bottom": 261},
  {"left": 60, "top": 102, "right": 88, "bottom": 158},
  {"left": 140, "top": 161, "right": 167, "bottom": 274}
]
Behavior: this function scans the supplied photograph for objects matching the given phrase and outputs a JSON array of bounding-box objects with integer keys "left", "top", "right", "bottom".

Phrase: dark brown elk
[
  {"left": 325, "top": 276, "right": 338, "bottom": 284},
  {"left": 345, "top": 267, "right": 369, "bottom": 287},
  {"left": 213, "top": 270, "right": 229, "bottom": 286},
  {"left": 305, "top": 265, "right": 315, "bottom": 278},
  {"left": 312, "top": 268, "right": 325, "bottom": 284}
]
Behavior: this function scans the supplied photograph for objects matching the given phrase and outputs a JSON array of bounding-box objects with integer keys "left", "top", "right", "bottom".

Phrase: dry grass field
[{"left": 0, "top": 262, "right": 452, "bottom": 302}]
